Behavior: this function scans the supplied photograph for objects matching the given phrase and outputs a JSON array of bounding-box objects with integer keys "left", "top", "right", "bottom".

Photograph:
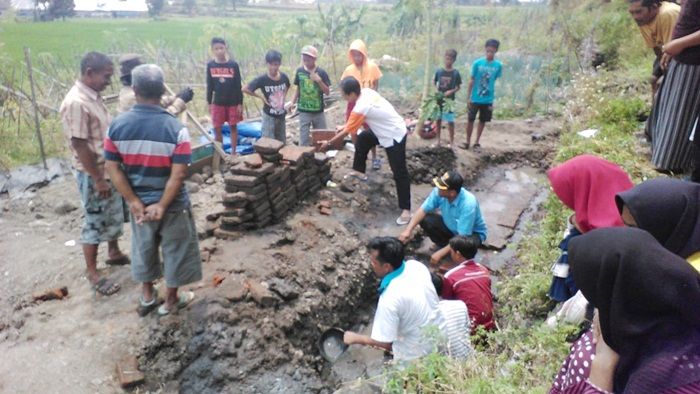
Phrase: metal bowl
[{"left": 318, "top": 327, "right": 349, "bottom": 363}]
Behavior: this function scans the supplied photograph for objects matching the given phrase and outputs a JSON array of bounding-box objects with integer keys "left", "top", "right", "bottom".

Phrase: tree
[
  {"left": 230, "top": 0, "right": 247, "bottom": 11},
  {"left": 183, "top": 0, "right": 196, "bottom": 15},
  {"left": 48, "top": 0, "right": 74, "bottom": 20},
  {"left": 146, "top": 0, "right": 164, "bottom": 18}
]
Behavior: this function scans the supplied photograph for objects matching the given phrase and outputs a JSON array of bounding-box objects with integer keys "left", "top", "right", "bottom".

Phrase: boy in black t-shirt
[
  {"left": 243, "top": 50, "right": 290, "bottom": 143},
  {"left": 433, "top": 49, "right": 462, "bottom": 148},
  {"left": 291, "top": 45, "right": 331, "bottom": 146},
  {"left": 206, "top": 37, "right": 243, "bottom": 155}
]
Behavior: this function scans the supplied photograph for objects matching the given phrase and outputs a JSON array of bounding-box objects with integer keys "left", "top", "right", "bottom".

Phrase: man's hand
[
  {"left": 343, "top": 331, "right": 363, "bottom": 345},
  {"left": 661, "top": 52, "right": 673, "bottom": 71},
  {"left": 662, "top": 39, "right": 685, "bottom": 57},
  {"left": 236, "top": 104, "right": 243, "bottom": 117},
  {"left": 318, "top": 140, "right": 331, "bottom": 152},
  {"left": 176, "top": 87, "right": 194, "bottom": 103},
  {"left": 94, "top": 178, "right": 112, "bottom": 199},
  {"left": 310, "top": 71, "right": 322, "bottom": 84},
  {"left": 144, "top": 203, "right": 165, "bottom": 222},
  {"left": 128, "top": 199, "right": 147, "bottom": 224},
  {"left": 398, "top": 228, "right": 413, "bottom": 244},
  {"left": 430, "top": 247, "right": 449, "bottom": 266}
]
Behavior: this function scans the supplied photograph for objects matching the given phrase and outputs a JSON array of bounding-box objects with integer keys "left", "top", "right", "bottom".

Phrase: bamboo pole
[{"left": 24, "top": 47, "right": 49, "bottom": 171}]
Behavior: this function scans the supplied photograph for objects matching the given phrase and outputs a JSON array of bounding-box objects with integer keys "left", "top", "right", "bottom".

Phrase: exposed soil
[{"left": 0, "top": 115, "right": 560, "bottom": 393}]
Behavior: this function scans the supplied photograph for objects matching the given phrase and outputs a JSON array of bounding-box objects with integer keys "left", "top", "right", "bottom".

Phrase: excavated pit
[{"left": 134, "top": 136, "right": 546, "bottom": 393}]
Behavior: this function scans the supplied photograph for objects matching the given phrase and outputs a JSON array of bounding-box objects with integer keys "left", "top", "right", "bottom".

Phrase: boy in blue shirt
[{"left": 463, "top": 39, "right": 502, "bottom": 153}]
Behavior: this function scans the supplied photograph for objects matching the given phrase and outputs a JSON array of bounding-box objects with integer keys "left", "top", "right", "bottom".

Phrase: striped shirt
[
  {"left": 442, "top": 259, "right": 495, "bottom": 334},
  {"left": 104, "top": 104, "right": 191, "bottom": 211},
  {"left": 438, "top": 300, "right": 473, "bottom": 360}
]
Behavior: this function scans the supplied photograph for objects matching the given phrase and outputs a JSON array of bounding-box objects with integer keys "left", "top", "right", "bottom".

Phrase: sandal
[
  {"left": 105, "top": 255, "right": 130, "bottom": 266},
  {"left": 343, "top": 173, "right": 368, "bottom": 182},
  {"left": 157, "top": 291, "right": 195, "bottom": 316},
  {"left": 473, "top": 144, "right": 482, "bottom": 153},
  {"left": 372, "top": 158, "right": 382, "bottom": 171},
  {"left": 93, "top": 277, "right": 120, "bottom": 296},
  {"left": 459, "top": 143, "right": 470, "bottom": 150},
  {"left": 137, "top": 289, "right": 159, "bottom": 317}
]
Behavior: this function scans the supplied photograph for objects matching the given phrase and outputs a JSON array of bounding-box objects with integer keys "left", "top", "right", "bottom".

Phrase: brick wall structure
[{"left": 214, "top": 138, "right": 332, "bottom": 238}]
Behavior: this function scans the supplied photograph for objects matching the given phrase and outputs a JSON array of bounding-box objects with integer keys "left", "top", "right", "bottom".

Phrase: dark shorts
[{"left": 468, "top": 103, "right": 493, "bottom": 123}]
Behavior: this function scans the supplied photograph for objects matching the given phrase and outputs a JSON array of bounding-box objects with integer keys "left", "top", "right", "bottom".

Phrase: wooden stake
[
  {"left": 163, "top": 83, "right": 228, "bottom": 160},
  {"left": 24, "top": 47, "right": 48, "bottom": 171}
]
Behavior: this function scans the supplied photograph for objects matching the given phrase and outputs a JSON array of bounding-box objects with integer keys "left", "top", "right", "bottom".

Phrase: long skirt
[{"left": 650, "top": 60, "right": 700, "bottom": 172}]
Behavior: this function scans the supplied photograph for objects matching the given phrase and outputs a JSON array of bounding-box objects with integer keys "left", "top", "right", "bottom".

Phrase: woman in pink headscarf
[
  {"left": 547, "top": 154, "right": 634, "bottom": 302},
  {"left": 547, "top": 154, "right": 634, "bottom": 394}
]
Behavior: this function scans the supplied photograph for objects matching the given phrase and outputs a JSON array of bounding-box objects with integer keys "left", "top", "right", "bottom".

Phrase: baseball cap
[
  {"left": 301, "top": 45, "right": 318, "bottom": 59},
  {"left": 433, "top": 170, "right": 463, "bottom": 191}
]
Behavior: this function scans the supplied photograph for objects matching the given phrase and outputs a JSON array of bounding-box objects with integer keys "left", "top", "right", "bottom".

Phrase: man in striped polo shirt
[
  {"left": 105, "top": 64, "right": 202, "bottom": 316},
  {"left": 441, "top": 235, "right": 495, "bottom": 334}
]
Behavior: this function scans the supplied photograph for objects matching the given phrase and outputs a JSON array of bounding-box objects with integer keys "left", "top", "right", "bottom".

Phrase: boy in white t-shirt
[
  {"left": 342, "top": 237, "right": 444, "bottom": 361},
  {"left": 320, "top": 77, "right": 411, "bottom": 225}
]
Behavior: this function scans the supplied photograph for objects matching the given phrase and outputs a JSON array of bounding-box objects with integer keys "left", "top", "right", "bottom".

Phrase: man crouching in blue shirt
[{"left": 399, "top": 170, "right": 487, "bottom": 266}]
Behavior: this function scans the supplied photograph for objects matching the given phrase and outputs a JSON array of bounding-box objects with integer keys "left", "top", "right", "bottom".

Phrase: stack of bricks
[{"left": 216, "top": 138, "right": 331, "bottom": 236}]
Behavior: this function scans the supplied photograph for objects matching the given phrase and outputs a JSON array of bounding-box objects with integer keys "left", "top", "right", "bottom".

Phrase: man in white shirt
[
  {"left": 320, "top": 77, "right": 411, "bottom": 225},
  {"left": 343, "top": 237, "right": 444, "bottom": 361}
]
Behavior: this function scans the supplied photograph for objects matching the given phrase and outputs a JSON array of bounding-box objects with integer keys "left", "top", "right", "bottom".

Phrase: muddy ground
[{"left": 0, "top": 115, "right": 560, "bottom": 393}]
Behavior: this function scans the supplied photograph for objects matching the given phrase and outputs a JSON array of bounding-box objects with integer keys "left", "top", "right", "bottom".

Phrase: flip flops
[
  {"left": 372, "top": 158, "right": 382, "bottom": 171},
  {"left": 137, "top": 288, "right": 159, "bottom": 317},
  {"left": 105, "top": 255, "right": 130, "bottom": 266},
  {"left": 459, "top": 143, "right": 470, "bottom": 150},
  {"left": 157, "top": 291, "right": 195, "bottom": 316},
  {"left": 93, "top": 277, "right": 120, "bottom": 296}
]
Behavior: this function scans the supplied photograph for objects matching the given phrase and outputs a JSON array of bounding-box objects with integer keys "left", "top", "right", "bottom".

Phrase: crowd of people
[
  {"left": 634, "top": 0, "right": 700, "bottom": 181},
  {"left": 55, "top": 6, "right": 700, "bottom": 389}
]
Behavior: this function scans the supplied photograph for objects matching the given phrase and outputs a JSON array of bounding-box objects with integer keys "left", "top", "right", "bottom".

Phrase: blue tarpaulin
[{"left": 199, "top": 122, "right": 263, "bottom": 155}]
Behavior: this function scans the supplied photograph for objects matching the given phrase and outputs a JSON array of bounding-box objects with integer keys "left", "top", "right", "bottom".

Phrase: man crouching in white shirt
[{"left": 343, "top": 237, "right": 444, "bottom": 361}]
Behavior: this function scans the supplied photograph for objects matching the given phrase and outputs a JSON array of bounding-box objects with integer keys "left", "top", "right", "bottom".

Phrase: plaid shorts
[{"left": 75, "top": 171, "right": 125, "bottom": 245}]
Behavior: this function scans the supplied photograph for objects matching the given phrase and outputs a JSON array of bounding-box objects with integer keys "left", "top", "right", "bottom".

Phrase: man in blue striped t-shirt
[{"left": 105, "top": 64, "right": 202, "bottom": 317}]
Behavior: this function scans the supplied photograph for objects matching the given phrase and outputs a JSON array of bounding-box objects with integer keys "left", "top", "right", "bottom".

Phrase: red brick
[
  {"left": 254, "top": 138, "right": 285, "bottom": 155},
  {"left": 279, "top": 145, "right": 315, "bottom": 164},
  {"left": 242, "top": 153, "right": 263, "bottom": 169},
  {"left": 245, "top": 279, "right": 278, "bottom": 307},
  {"left": 116, "top": 356, "right": 145, "bottom": 389},
  {"left": 225, "top": 174, "right": 262, "bottom": 187}
]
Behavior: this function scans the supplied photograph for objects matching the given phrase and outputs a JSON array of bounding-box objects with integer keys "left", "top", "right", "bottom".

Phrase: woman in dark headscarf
[
  {"left": 546, "top": 155, "right": 634, "bottom": 302},
  {"left": 616, "top": 177, "right": 700, "bottom": 271},
  {"left": 562, "top": 227, "right": 700, "bottom": 393}
]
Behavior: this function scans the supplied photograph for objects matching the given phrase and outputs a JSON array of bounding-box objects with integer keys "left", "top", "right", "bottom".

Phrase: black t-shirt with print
[
  {"left": 433, "top": 68, "right": 462, "bottom": 100},
  {"left": 247, "top": 72, "right": 291, "bottom": 117}
]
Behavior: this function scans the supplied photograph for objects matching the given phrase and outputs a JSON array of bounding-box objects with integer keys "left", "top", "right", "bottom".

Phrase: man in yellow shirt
[{"left": 628, "top": 0, "right": 681, "bottom": 94}]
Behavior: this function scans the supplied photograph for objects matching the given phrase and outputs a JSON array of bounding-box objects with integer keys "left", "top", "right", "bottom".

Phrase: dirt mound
[{"left": 406, "top": 146, "right": 457, "bottom": 184}]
